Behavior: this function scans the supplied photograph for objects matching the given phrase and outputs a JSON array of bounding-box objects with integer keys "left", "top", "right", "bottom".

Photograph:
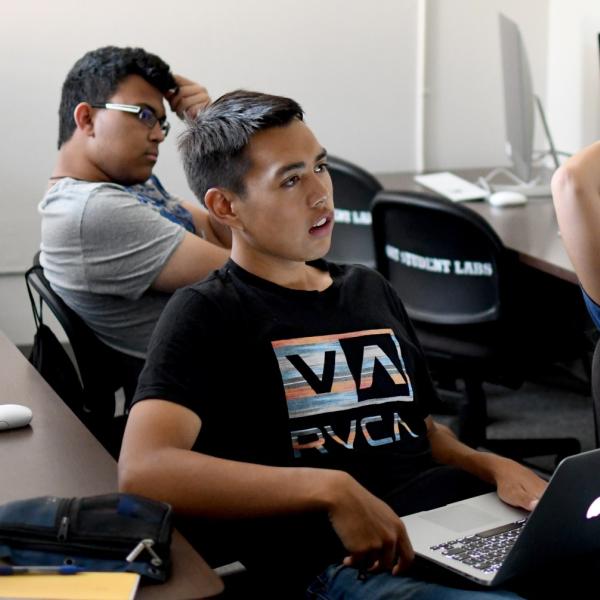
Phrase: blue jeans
[{"left": 306, "top": 564, "right": 524, "bottom": 600}]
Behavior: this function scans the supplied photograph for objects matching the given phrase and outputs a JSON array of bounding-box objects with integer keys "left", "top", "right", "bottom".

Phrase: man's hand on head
[{"left": 167, "top": 75, "right": 211, "bottom": 119}]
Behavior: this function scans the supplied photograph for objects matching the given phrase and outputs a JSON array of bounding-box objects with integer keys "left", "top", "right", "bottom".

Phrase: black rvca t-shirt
[
  {"left": 135, "top": 259, "right": 448, "bottom": 586},
  {"left": 134, "top": 259, "right": 438, "bottom": 497}
]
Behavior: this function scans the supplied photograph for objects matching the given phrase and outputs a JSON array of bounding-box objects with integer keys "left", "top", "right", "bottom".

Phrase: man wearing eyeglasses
[{"left": 38, "top": 46, "right": 230, "bottom": 380}]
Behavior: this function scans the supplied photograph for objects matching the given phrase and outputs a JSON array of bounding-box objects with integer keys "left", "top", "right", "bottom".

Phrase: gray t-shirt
[{"left": 39, "top": 178, "right": 186, "bottom": 358}]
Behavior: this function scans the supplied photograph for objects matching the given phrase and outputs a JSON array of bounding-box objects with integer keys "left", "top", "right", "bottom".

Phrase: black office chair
[
  {"left": 371, "top": 190, "right": 581, "bottom": 463},
  {"left": 325, "top": 155, "right": 382, "bottom": 267},
  {"left": 25, "top": 258, "right": 143, "bottom": 457}
]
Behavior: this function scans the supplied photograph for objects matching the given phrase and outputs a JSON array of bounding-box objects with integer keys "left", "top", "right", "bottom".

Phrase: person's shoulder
[
  {"left": 162, "top": 264, "right": 242, "bottom": 327},
  {"left": 172, "top": 263, "right": 237, "bottom": 303},
  {"left": 328, "top": 260, "right": 387, "bottom": 285},
  {"left": 329, "top": 261, "right": 403, "bottom": 309},
  {"left": 41, "top": 178, "right": 130, "bottom": 208},
  {"left": 86, "top": 181, "right": 139, "bottom": 204},
  {"left": 51, "top": 177, "right": 127, "bottom": 195}
]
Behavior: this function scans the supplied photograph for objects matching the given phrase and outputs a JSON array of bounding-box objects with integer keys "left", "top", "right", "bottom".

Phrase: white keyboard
[{"left": 414, "top": 172, "right": 488, "bottom": 202}]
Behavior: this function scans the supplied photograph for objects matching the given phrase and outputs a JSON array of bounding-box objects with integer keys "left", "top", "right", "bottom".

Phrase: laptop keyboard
[{"left": 429, "top": 519, "right": 526, "bottom": 574}]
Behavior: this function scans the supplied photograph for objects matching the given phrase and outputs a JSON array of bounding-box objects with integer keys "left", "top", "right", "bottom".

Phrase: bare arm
[
  {"left": 119, "top": 400, "right": 340, "bottom": 517},
  {"left": 179, "top": 199, "right": 232, "bottom": 249},
  {"left": 426, "top": 417, "right": 547, "bottom": 511},
  {"left": 151, "top": 232, "right": 229, "bottom": 292},
  {"left": 119, "top": 400, "right": 414, "bottom": 574},
  {"left": 150, "top": 75, "right": 230, "bottom": 290},
  {"left": 552, "top": 141, "right": 600, "bottom": 303}
]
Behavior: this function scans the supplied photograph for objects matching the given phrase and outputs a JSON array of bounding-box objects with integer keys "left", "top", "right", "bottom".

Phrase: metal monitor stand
[{"left": 479, "top": 95, "right": 560, "bottom": 197}]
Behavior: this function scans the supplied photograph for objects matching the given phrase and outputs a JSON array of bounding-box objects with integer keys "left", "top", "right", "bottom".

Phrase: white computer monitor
[
  {"left": 499, "top": 13, "right": 534, "bottom": 183},
  {"left": 484, "top": 14, "right": 559, "bottom": 196}
]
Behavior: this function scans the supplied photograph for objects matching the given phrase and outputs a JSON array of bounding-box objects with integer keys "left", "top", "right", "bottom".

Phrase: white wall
[
  {"left": 425, "top": 0, "right": 550, "bottom": 170},
  {"left": 547, "top": 0, "right": 600, "bottom": 155},
  {"left": 1, "top": 0, "right": 595, "bottom": 345}
]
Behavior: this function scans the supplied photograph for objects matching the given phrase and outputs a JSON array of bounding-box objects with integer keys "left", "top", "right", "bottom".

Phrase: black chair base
[{"left": 454, "top": 377, "right": 581, "bottom": 468}]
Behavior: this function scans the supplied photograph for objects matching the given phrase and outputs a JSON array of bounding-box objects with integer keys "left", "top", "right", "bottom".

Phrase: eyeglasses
[{"left": 91, "top": 103, "right": 170, "bottom": 137}]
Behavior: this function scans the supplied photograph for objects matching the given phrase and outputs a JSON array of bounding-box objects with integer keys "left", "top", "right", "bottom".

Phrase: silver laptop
[{"left": 402, "top": 449, "right": 600, "bottom": 586}]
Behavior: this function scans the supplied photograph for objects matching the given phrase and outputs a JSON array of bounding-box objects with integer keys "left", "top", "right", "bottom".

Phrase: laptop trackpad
[{"left": 421, "top": 505, "right": 496, "bottom": 533}]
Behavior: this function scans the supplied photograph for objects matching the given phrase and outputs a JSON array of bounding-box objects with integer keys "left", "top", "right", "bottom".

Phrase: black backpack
[{"left": 25, "top": 266, "right": 83, "bottom": 413}]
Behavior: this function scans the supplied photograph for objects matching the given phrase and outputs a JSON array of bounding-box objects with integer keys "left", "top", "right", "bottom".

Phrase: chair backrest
[
  {"left": 326, "top": 155, "right": 382, "bottom": 266},
  {"left": 371, "top": 190, "right": 512, "bottom": 326},
  {"left": 592, "top": 339, "right": 600, "bottom": 448},
  {"left": 25, "top": 262, "right": 139, "bottom": 420}
]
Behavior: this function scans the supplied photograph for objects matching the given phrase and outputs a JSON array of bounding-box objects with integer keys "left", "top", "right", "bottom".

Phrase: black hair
[
  {"left": 57, "top": 46, "right": 176, "bottom": 149},
  {"left": 178, "top": 90, "right": 304, "bottom": 202}
]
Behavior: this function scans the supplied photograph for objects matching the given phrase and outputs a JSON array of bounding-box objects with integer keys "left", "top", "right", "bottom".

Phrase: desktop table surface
[
  {"left": 376, "top": 170, "right": 577, "bottom": 284},
  {"left": 0, "top": 330, "right": 224, "bottom": 599}
]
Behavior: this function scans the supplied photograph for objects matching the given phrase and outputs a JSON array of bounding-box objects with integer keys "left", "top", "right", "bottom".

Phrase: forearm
[
  {"left": 119, "top": 404, "right": 415, "bottom": 570},
  {"left": 427, "top": 419, "right": 547, "bottom": 510},
  {"left": 119, "top": 446, "right": 418, "bottom": 572},
  {"left": 428, "top": 422, "right": 502, "bottom": 484},
  {"left": 119, "top": 447, "right": 343, "bottom": 518}
]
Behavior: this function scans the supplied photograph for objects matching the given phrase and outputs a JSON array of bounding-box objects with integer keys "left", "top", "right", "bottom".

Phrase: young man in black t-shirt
[{"left": 118, "top": 90, "right": 546, "bottom": 598}]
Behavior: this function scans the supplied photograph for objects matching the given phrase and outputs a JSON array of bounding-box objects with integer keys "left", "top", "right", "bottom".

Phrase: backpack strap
[{"left": 25, "top": 265, "right": 44, "bottom": 331}]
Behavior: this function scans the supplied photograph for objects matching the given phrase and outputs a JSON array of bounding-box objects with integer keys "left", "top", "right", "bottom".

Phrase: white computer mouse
[
  {"left": 0, "top": 404, "right": 33, "bottom": 430},
  {"left": 488, "top": 190, "right": 527, "bottom": 207}
]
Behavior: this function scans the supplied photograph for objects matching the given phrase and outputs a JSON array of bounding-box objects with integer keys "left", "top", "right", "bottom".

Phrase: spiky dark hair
[{"left": 178, "top": 90, "right": 303, "bottom": 202}]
